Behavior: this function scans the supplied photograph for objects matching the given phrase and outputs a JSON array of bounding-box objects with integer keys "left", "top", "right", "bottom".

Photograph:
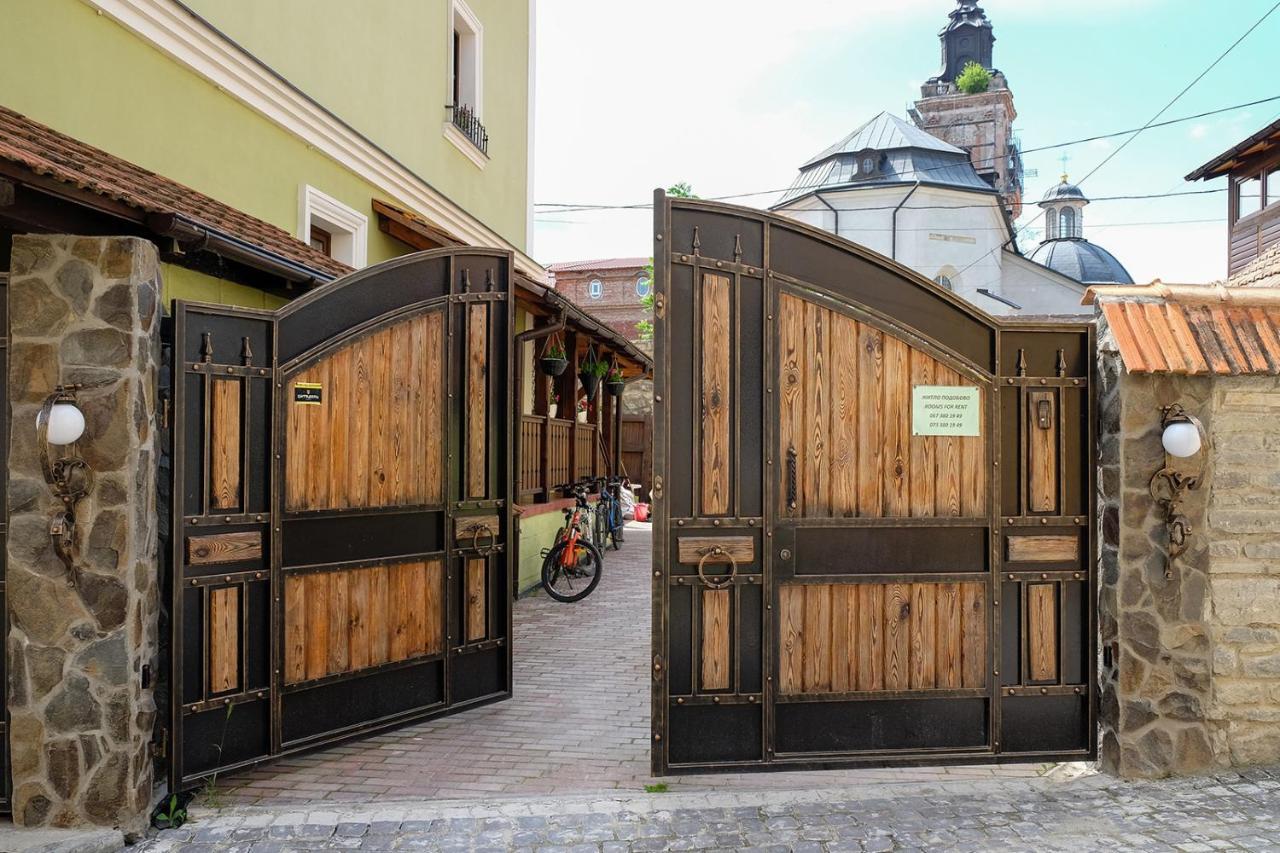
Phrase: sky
[{"left": 531, "top": 0, "right": 1280, "bottom": 285}]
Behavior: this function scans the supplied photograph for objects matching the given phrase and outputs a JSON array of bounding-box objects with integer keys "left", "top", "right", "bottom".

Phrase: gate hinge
[
  {"left": 652, "top": 654, "right": 665, "bottom": 681},
  {"left": 654, "top": 293, "right": 665, "bottom": 320},
  {"left": 651, "top": 475, "right": 663, "bottom": 501},
  {"left": 152, "top": 729, "right": 168, "bottom": 759},
  {"left": 160, "top": 390, "right": 171, "bottom": 432}
]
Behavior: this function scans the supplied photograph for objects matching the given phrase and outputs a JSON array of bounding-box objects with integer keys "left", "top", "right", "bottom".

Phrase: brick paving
[
  {"left": 211, "top": 523, "right": 1040, "bottom": 808},
  {"left": 137, "top": 766, "right": 1280, "bottom": 851}
]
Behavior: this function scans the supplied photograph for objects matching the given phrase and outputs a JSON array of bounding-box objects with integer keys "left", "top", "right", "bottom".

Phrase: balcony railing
[
  {"left": 518, "top": 414, "right": 608, "bottom": 504},
  {"left": 449, "top": 103, "right": 489, "bottom": 156}
]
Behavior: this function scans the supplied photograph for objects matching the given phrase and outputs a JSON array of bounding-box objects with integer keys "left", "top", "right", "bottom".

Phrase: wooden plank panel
[
  {"left": 700, "top": 589, "right": 731, "bottom": 691},
  {"left": 1027, "top": 390, "right": 1058, "bottom": 513},
  {"left": 882, "top": 335, "right": 911, "bottom": 517},
  {"left": 856, "top": 584, "right": 884, "bottom": 691},
  {"left": 304, "top": 358, "right": 332, "bottom": 509},
  {"left": 1029, "top": 584, "right": 1058, "bottom": 682},
  {"left": 856, "top": 324, "right": 884, "bottom": 517},
  {"left": 208, "top": 586, "right": 239, "bottom": 694},
  {"left": 304, "top": 572, "right": 330, "bottom": 681},
  {"left": 676, "top": 537, "right": 754, "bottom": 565},
  {"left": 327, "top": 570, "right": 350, "bottom": 675},
  {"left": 467, "top": 304, "right": 489, "bottom": 499},
  {"left": 404, "top": 561, "right": 428, "bottom": 657},
  {"left": 369, "top": 328, "right": 395, "bottom": 507},
  {"left": 424, "top": 559, "right": 444, "bottom": 655},
  {"left": 802, "top": 584, "right": 832, "bottom": 692},
  {"left": 803, "top": 301, "right": 830, "bottom": 516},
  {"left": 908, "top": 352, "right": 936, "bottom": 518},
  {"left": 347, "top": 335, "right": 373, "bottom": 508},
  {"left": 466, "top": 557, "right": 487, "bottom": 643},
  {"left": 883, "top": 583, "right": 911, "bottom": 690},
  {"left": 935, "top": 582, "right": 962, "bottom": 689},
  {"left": 778, "top": 294, "right": 806, "bottom": 515},
  {"left": 910, "top": 583, "right": 936, "bottom": 690},
  {"left": 701, "top": 273, "right": 731, "bottom": 515},
  {"left": 408, "top": 314, "right": 428, "bottom": 503},
  {"left": 829, "top": 312, "right": 859, "bottom": 517},
  {"left": 830, "top": 585, "right": 855, "bottom": 692},
  {"left": 779, "top": 584, "right": 804, "bottom": 693},
  {"left": 285, "top": 368, "right": 312, "bottom": 511},
  {"left": 961, "top": 390, "right": 986, "bottom": 517},
  {"left": 960, "top": 582, "right": 987, "bottom": 688},
  {"left": 934, "top": 366, "right": 962, "bottom": 517},
  {"left": 210, "top": 378, "right": 242, "bottom": 511},
  {"left": 187, "top": 531, "right": 262, "bottom": 566},
  {"left": 326, "top": 347, "right": 353, "bottom": 508},
  {"left": 1007, "top": 535, "right": 1078, "bottom": 562},
  {"left": 348, "top": 567, "right": 371, "bottom": 672},
  {"left": 284, "top": 574, "right": 306, "bottom": 685},
  {"left": 389, "top": 562, "right": 414, "bottom": 661},
  {"left": 368, "top": 565, "right": 390, "bottom": 666},
  {"left": 389, "top": 320, "right": 414, "bottom": 504}
]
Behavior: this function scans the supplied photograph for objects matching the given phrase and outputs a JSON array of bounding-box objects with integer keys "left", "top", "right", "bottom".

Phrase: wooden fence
[{"left": 517, "top": 415, "right": 607, "bottom": 504}]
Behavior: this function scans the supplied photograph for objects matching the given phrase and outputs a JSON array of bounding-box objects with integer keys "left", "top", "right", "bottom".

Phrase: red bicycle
[{"left": 540, "top": 480, "right": 604, "bottom": 602}]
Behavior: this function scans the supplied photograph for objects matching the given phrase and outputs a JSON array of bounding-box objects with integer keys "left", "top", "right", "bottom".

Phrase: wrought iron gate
[
  {"left": 168, "top": 248, "right": 513, "bottom": 789},
  {"left": 651, "top": 195, "right": 1095, "bottom": 773}
]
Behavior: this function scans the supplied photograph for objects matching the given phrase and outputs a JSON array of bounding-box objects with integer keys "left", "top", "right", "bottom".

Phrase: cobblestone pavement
[
  {"left": 211, "top": 524, "right": 1039, "bottom": 807},
  {"left": 136, "top": 765, "right": 1280, "bottom": 851}
]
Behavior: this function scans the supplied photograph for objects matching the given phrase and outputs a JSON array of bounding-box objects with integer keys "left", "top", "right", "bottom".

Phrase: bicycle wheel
[
  {"left": 541, "top": 538, "right": 603, "bottom": 602},
  {"left": 609, "top": 502, "right": 624, "bottom": 549},
  {"left": 592, "top": 502, "right": 607, "bottom": 551}
]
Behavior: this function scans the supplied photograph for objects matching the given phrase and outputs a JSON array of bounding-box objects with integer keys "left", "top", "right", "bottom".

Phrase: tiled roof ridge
[{"left": 1085, "top": 281, "right": 1280, "bottom": 307}]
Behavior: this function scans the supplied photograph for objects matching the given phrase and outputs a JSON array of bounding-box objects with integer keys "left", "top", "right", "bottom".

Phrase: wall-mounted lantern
[
  {"left": 37, "top": 384, "right": 95, "bottom": 580},
  {"left": 1149, "top": 404, "right": 1208, "bottom": 580}
]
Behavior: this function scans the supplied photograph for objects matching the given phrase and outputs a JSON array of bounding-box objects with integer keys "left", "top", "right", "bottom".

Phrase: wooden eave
[{"left": 513, "top": 273, "right": 652, "bottom": 378}]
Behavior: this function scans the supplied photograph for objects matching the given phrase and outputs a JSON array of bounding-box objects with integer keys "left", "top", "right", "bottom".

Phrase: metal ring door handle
[{"left": 696, "top": 547, "right": 737, "bottom": 590}]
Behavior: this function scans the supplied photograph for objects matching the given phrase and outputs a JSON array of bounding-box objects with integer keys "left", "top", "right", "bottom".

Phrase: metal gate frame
[
  {"left": 167, "top": 247, "right": 514, "bottom": 790},
  {"left": 651, "top": 193, "right": 1096, "bottom": 775}
]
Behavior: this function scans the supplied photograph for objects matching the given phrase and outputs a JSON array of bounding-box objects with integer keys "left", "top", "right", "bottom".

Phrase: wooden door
[
  {"left": 651, "top": 194, "right": 1095, "bottom": 774},
  {"left": 168, "top": 248, "right": 513, "bottom": 790}
]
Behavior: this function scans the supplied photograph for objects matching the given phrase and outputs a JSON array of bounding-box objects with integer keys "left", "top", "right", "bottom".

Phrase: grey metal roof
[
  {"left": 801, "top": 112, "right": 965, "bottom": 169},
  {"left": 1041, "top": 180, "right": 1087, "bottom": 203},
  {"left": 1027, "top": 239, "right": 1133, "bottom": 285}
]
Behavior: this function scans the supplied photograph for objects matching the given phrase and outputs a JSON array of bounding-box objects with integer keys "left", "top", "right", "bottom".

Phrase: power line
[
  {"left": 958, "top": 0, "right": 1280, "bottom": 282},
  {"left": 538, "top": 215, "right": 1225, "bottom": 231},
  {"left": 534, "top": 92, "right": 1280, "bottom": 213}
]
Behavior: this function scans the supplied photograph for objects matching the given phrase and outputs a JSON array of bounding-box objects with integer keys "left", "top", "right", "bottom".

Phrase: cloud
[{"left": 1189, "top": 123, "right": 1210, "bottom": 140}]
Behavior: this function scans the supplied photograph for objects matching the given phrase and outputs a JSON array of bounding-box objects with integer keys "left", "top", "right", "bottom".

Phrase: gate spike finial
[
  {"left": 692, "top": 226, "right": 701, "bottom": 256},
  {"left": 200, "top": 332, "right": 214, "bottom": 363},
  {"left": 1016, "top": 348, "right": 1027, "bottom": 377},
  {"left": 240, "top": 336, "right": 253, "bottom": 367},
  {"left": 1056, "top": 349, "right": 1067, "bottom": 378},
  {"left": 461, "top": 268, "right": 472, "bottom": 293},
  {"left": 733, "top": 234, "right": 743, "bottom": 263},
  {"left": 485, "top": 268, "right": 495, "bottom": 292}
]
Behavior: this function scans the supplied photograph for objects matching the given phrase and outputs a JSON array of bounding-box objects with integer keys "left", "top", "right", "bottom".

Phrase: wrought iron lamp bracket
[
  {"left": 37, "top": 383, "right": 100, "bottom": 583},
  {"left": 1149, "top": 404, "right": 1208, "bottom": 580}
]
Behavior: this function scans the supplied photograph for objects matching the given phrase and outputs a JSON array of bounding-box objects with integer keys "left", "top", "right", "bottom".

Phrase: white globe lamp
[
  {"left": 41, "top": 401, "right": 87, "bottom": 446},
  {"left": 1161, "top": 420, "right": 1202, "bottom": 459}
]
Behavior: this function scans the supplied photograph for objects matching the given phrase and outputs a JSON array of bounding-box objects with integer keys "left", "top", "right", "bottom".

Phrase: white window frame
[
  {"left": 636, "top": 276, "right": 651, "bottom": 297},
  {"left": 298, "top": 185, "right": 368, "bottom": 269},
  {"left": 588, "top": 278, "right": 604, "bottom": 299},
  {"left": 444, "top": 0, "right": 487, "bottom": 168}
]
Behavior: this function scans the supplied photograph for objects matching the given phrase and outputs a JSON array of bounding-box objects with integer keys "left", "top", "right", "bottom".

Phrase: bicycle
[
  {"left": 540, "top": 480, "right": 604, "bottom": 602},
  {"left": 592, "top": 476, "right": 625, "bottom": 552}
]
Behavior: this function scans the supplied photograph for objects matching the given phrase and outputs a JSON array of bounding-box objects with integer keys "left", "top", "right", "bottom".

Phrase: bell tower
[{"left": 911, "top": 1, "right": 1022, "bottom": 218}]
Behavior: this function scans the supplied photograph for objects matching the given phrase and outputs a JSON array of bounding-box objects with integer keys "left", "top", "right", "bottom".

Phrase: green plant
[
  {"left": 153, "top": 793, "right": 188, "bottom": 829},
  {"left": 584, "top": 359, "right": 610, "bottom": 378},
  {"left": 668, "top": 182, "right": 696, "bottom": 199},
  {"left": 544, "top": 341, "right": 565, "bottom": 360},
  {"left": 956, "top": 61, "right": 991, "bottom": 95},
  {"left": 608, "top": 368, "right": 624, "bottom": 383},
  {"left": 644, "top": 782, "right": 669, "bottom": 793}
]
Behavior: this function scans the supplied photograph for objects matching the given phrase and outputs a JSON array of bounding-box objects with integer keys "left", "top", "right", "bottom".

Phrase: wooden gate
[
  {"left": 651, "top": 195, "right": 1095, "bottom": 773},
  {"left": 168, "top": 248, "right": 512, "bottom": 789}
]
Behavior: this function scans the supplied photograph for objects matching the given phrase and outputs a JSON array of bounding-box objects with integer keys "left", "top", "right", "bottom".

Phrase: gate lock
[
  {"left": 1035, "top": 397, "right": 1054, "bottom": 430},
  {"left": 696, "top": 546, "right": 737, "bottom": 590}
]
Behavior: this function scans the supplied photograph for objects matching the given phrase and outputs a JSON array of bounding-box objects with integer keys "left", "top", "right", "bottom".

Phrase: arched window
[
  {"left": 636, "top": 276, "right": 651, "bottom": 297},
  {"left": 934, "top": 275, "right": 953, "bottom": 291},
  {"left": 1045, "top": 208, "right": 1059, "bottom": 240},
  {"left": 934, "top": 266, "right": 959, "bottom": 291},
  {"left": 1060, "top": 207, "right": 1076, "bottom": 239},
  {"left": 588, "top": 278, "right": 603, "bottom": 299}
]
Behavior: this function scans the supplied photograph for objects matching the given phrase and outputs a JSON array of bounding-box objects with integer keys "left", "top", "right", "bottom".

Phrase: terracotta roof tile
[
  {"left": 0, "top": 105, "right": 351, "bottom": 278},
  {"left": 547, "top": 257, "right": 650, "bottom": 274},
  {"left": 1099, "top": 294, "right": 1280, "bottom": 376}
]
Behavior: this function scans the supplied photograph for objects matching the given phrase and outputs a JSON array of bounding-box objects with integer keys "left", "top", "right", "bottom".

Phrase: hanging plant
[
  {"left": 539, "top": 337, "right": 568, "bottom": 377},
  {"left": 578, "top": 349, "right": 608, "bottom": 402},
  {"left": 606, "top": 367, "right": 626, "bottom": 398}
]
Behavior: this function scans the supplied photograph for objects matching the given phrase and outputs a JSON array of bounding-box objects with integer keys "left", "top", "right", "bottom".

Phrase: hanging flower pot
[
  {"left": 605, "top": 368, "right": 625, "bottom": 398},
  {"left": 579, "top": 369, "right": 602, "bottom": 402},
  {"left": 539, "top": 341, "right": 568, "bottom": 377}
]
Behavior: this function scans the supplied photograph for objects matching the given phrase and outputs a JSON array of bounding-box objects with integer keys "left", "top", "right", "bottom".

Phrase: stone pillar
[{"left": 6, "top": 235, "right": 161, "bottom": 832}]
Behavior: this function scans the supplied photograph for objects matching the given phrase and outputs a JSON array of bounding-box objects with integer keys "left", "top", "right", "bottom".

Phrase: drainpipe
[
  {"left": 147, "top": 213, "right": 328, "bottom": 286},
  {"left": 814, "top": 192, "right": 840, "bottom": 238},
  {"left": 891, "top": 180, "right": 922, "bottom": 261}
]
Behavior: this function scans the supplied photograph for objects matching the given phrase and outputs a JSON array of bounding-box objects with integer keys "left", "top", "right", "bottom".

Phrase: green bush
[{"left": 956, "top": 61, "right": 991, "bottom": 95}]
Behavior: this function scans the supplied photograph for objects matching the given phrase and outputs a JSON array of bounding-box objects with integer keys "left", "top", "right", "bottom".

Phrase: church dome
[
  {"left": 1041, "top": 180, "right": 1086, "bottom": 203},
  {"left": 1028, "top": 239, "right": 1133, "bottom": 285}
]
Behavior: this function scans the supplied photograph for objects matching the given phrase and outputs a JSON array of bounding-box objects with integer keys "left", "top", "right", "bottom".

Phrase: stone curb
[{"left": 0, "top": 825, "right": 126, "bottom": 853}]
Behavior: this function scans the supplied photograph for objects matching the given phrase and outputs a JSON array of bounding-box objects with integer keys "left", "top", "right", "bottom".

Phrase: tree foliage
[
  {"left": 636, "top": 184, "right": 696, "bottom": 341},
  {"left": 956, "top": 61, "right": 992, "bottom": 95}
]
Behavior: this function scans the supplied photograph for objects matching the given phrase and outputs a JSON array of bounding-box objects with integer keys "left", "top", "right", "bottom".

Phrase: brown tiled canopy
[
  {"left": 0, "top": 104, "right": 351, "bottom": 278},
  {"left": 1085, "top": 284, "right": 1280, "bottom": 375}
]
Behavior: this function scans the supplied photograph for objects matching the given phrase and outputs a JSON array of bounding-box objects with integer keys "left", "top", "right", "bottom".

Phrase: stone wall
[
  {"left": 6, "top": 235, "right": 161, "bottom": 833},
  {"left": 1098, "top": 315, "right": 1280, "bottom": 777}
]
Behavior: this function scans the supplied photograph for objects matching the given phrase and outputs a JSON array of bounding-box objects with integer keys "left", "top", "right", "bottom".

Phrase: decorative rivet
[
  {"left": 1073, "top": 379, "right": 1080, "bottom": 385},
  {"left": 676, "top": 697, "right": 684, "bottom": 704},
  {"left": 1074, "top": 573, "right": 1081, "bottom": 580},
  {"left": 654, "top": 571, "right": 661, "bottom": 577},
  {"left": 655, "top": 395, "right": 663, "bottom": 403},
  {"left": 1040, "top": 688, "right": 1048, "bottom": 695},
  {"left": 190, "top": 579, "right": 197, "bottom": 586},
  {"left": 713, "top": 696, "right": 720, "bottom": 703},
  {"left": 1006, "top": 378, "right": 1014, "bottom": 385},
  {"left": 1008, "top": 518, "right": 1016, "bottom": 525},
  {"left": 748, "top": 268, "right": 756, "bottom": 274},
  {"left": 994, "top": 600, "right": 1000, "bottom": 607},
  {"left": 1040, "top": 518, "right": 1048, "bottom": 525},
  {"left": 713, "top": 519, "right": 721, "bottom": 527},
  {"left": 193, "top": 364, "right": 201, "bottom": 371},
  {"left": 1008, "top": 688, "right": 1016, "bottom": 696},
  {"left": 747, "top": 519, "right": 755, "bottom": 526},
  {"left": 1041, "top": 573, "right": 1048, "bottom": 580},
  {"left": 226, "top": 367, "right": 234, "bottom": 374},
  {"left": 656, "top": 234, "right": 664, "bottom": 241},
  {"left": 780, "top": 549, "right": 792, "bottom": 560},
  {"left": 1074, "top": 687, "right": 1082, "bottom": 694},
  {"left": 994, "top": 670, "right": 1000, "bottom": 676},
  {"left": 1008, "top": 574, "right": 1015, "bottom": 580},
  {"left": 191, "top": 518, "right": 199, "bottom": 525},
  {"left": 224, "top": 516, "right": 232, "bottom": 523},
  {"left": 677, "top": 520, "right": 685, "bottom": 526},
  {"left": 1040, "top": 378, "right": 1047, "bottom": 385},
  {"left": 716, "top": 261, "right": 723, "bottom": 268},
  {"left": 1074, "top": 517, "right": 1082, "bottom": 524},
  {"left": 749, "top": 695, "right": 757, "bottom": 702},
  {"left": 993, "top": 461, "right": 999, "bottom": 467},
  {"left": 255, "top": 572, "right": 263, "bottom": 580}
]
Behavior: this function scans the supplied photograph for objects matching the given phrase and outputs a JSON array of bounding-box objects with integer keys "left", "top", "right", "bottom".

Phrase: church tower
[{"left": 910, "top": 1, "right": 1023, "bottom": 219}]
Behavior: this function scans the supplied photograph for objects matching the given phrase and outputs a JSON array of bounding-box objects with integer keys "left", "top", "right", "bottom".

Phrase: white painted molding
[
  {"left": 443, "top": 121, "right": 488, "bottom": 171},
  {"left": 300, "top": 184, "right": 368, "bottom": 268},
  {"left": 83, "top": 0, "right": 545, "bottom": 282}
]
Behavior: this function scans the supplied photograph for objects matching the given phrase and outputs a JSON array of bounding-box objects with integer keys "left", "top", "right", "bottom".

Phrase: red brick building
[{"left": 548, "top": 257, "right": 651, "bottom": 342}]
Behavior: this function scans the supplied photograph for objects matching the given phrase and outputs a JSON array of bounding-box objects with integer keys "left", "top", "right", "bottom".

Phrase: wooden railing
[{"left": 517, "top": 415, "right": 610, "bottom": 504}]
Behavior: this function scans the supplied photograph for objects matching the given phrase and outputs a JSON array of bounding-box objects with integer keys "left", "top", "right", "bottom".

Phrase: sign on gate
[{"left": 912, "top": 385, "right": 981, "bottom": 436}]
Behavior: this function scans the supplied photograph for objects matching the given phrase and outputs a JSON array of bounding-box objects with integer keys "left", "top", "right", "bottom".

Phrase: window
[
  {"left": 1268, "top": 168, "right": 1280, "bottom": 209},
  {"left": 299, "top": 185, "right": 368, "bottom": 268},
  {"left": 1060, "top": 207, "right": 1077, "bottom": 239},
  {"left": 588, "top": 278, "right": 603, "bottom": 299},
  {"left": 636, "top": 277, "right": 651, "bottom": 297},
  {"left": 1238, "top": 175, "right": 1263, "bottom": 220},
  {"left": 934, "top": 266, "right": 959, "bottom": 291},
  {"left": 934, "top": 274, "right": 953, "bottom": 291},
  {"left": 450, "top": 1, "right": 482, "bottom": 114},
  {"left": 1045, "top": 208, "right": 1058, "bottom": 240}
]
